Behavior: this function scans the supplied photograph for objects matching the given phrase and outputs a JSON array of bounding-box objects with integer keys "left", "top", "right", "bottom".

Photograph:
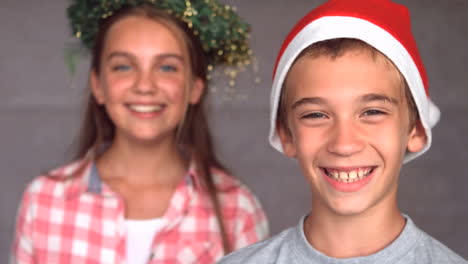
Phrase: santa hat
[{"left": 269, "top": 0, "right": 440, "bottom": 162}]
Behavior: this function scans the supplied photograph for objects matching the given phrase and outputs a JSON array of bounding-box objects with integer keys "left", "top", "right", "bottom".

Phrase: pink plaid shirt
[{"left": 11, "top": 158, "right": 268, "bottom": 263}]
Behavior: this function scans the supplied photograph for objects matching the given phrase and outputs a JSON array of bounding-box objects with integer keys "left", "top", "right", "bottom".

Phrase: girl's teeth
[
  {"left": 129, "top": 104, "right": 163, "bottom": 113},
  {"left": 358, "top": 169, "right": 364, "bottom": 177}
]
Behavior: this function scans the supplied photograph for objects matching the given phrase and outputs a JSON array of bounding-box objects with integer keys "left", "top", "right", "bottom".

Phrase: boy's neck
[{"left": 304, "top": 201, "right": 405, "bottom": 259}]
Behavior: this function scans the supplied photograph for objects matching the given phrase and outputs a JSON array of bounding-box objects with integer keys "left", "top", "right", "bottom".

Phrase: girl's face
[{"left": 91, "top": 15, "right": 204, "bottom": 146}]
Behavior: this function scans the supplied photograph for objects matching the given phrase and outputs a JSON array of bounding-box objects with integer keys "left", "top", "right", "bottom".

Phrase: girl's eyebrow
[
  {"left": 105, "top": 52, "right": 185, "bottom": 63},
  {"left": 156, "top": 53, "right": 185, "bottom": 62},
  {"left": 105, "top": 51, "right": 133, "bottom": 62}
]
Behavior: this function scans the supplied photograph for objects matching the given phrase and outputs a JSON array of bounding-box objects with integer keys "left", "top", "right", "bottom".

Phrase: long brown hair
[{"left": 75, "top": 4, "right": 232, "bottom": 253}]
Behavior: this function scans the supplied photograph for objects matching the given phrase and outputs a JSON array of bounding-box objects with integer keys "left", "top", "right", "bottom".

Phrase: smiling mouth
[
  {"left": 127, "top": 104, "right": 165, "bottom": 113},
  {"left": 322, "top": 167, "right": 375, "bottom": 183}
]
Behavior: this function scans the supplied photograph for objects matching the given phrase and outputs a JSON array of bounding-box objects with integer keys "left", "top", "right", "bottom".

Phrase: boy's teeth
[
  {"left": 331, "top": 171, "right": 339, "bottom": 179},
  {"left": 129, "top": 104, "right": 163, "bottom": 113},
  {"left": 339, "top": 171, "right": 348, "bottom": 180},
  {"left": 325, "top": 167, "right": 373, "bottom": 183}
]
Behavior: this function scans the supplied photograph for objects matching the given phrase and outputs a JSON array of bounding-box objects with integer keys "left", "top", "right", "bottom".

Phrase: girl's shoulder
[
  {"left": 209, "top": 168, "right": 269, "bottom": 241},
  {"left": 210, "top": 168, "right": 264, "bottom": 214},
  {"left": 24, "top": 158, "right": 92, "bottom": 198},
  {"left": 210, "top": 167, "right": 245, "bottom": 193}
]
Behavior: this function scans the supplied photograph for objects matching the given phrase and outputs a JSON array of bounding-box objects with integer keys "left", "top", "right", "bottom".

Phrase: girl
[{"left": 11, "top": 1, "right": 268, "bottom": 263}]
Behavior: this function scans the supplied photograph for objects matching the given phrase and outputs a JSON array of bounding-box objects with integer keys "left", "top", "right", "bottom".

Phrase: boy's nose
[{"left": 326, "top": 120, "right": 365, "bottom": 157}]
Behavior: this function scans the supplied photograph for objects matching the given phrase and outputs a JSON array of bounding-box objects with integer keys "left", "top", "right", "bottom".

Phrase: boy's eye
[
  {"left": 160, "top": 64, "right": 178, "bottom": 72},
  {"left": 361, "top": 109, "right": 387, "bottom": 117},
  {"left": 112, "top": 64, "right": 131, "bottom": 72},
  {"left": 302, "top": 112, "right": 327, "bottom": 119}
]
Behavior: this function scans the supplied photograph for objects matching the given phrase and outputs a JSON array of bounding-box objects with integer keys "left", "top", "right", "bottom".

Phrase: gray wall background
[{"left": 1, "top": 0, "right": 467, "bottom": 261}]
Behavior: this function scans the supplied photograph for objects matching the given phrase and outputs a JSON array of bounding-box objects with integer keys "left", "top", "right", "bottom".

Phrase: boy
[{"left": 220, "top": 0, "right": 468, "bottom": 263}]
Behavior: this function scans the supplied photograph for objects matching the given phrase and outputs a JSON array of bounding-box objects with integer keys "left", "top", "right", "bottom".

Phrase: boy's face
[{"left": 278, "top": 50, "right": 426, "bottom": 217}]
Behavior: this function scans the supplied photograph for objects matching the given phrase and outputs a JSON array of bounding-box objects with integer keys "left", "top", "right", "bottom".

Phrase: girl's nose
[{"left": 134, "top": 71, "right": 156, "bottom": 95}]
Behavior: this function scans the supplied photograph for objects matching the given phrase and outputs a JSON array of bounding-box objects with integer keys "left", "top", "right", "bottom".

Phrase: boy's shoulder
[
  {"left": 219, "top": 215, "right": 468, "bottom": 264},
  {"left": 219, "top": 221, "right": 299, "bottom": 264},
  {"left": 412, "top": 226, "right": 468, "bottom": 264}
]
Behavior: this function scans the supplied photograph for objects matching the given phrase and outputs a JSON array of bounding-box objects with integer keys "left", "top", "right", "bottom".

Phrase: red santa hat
[{"left": 269, "top": 0, "right": 440, "bottom": 162}]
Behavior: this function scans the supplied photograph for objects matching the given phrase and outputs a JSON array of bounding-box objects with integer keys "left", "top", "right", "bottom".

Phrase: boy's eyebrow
[
  {"left": 291, "top": 97, "right": 326, "bottom": 110},
  {"left": 291, "top": 94, "right": 399, "bottom": 110},
  {"left": 105, "top": 51, "right": 185, "bottom": 62},
  {"left": 360, "top": 93, "right": 399, "bottom": 105}
]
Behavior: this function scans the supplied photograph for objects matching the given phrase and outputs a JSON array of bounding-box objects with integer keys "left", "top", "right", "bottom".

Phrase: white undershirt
[{"left": 125, "top": 218, "right": 166, "bottom": 264}]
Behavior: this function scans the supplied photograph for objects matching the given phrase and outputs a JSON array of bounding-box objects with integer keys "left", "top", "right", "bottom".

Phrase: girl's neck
[
  {"left": 304, "top": 196, "right": 404, "bottom": 259},
  {"left": 96, "top": 134, "right": 188, "bottom": 186}
]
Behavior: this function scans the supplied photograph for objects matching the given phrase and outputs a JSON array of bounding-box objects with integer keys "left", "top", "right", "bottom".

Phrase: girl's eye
[
  {"left": 362, "top": 109, "right": 387, "bottom": 117},
  {"left": 160, "top": 64, "right": 177, "bottom": 72},
  {"left": 302, "top": 112, "right": 327, "bottom": 119},
  {"left": 112, "top": 64, "right": 131, "bottom": 72}
]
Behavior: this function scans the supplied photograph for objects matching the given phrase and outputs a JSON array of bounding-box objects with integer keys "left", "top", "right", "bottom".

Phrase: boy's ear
[
  {"left": 189, "top": 77, "right": 205, "bottom": 104},
  {"left": 90, "top": 71, "right": 105, "bottom": 105},
  {"left": 407, "top": 120, "right": 427, "bottom": 153},
  {"left": 277, "top": 122, "right": 297, "bottom": 158}
]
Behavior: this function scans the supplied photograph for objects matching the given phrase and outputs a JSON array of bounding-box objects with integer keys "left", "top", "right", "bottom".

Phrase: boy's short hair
[{"left": 276, "top": 38, "right": 419, "bottom": 137}]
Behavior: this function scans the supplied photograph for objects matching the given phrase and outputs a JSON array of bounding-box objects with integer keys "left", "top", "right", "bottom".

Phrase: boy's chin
[{"left": 320, "top": 197, "right": 379, "bottom": 217}]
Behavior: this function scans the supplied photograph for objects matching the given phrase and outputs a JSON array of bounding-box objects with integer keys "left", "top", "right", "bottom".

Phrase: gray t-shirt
[{"left": 219, "top": 215, "right": 467, "bottom": 264}]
